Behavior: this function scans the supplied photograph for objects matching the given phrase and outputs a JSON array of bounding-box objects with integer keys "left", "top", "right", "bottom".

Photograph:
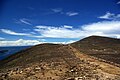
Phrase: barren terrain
[{"left": 0, "top": 36, "right": 120, "bottom": 80}]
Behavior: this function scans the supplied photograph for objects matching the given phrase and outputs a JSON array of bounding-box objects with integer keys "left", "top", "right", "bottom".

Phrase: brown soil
[
  {"left": 71, "top": 36, "right": 120, "bottom": 65},
  {"left": 0, "top": 36, "right": 120, "bottom": 80}
]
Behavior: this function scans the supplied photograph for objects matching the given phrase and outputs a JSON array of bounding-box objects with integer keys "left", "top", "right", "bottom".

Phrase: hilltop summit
[{"left": 71, "top": 35, "right": 120, "bottom": 64}]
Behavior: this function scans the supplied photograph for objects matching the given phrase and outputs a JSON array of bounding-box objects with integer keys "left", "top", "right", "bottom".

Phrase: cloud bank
[
  {"left": 0, "top": 39, "right": 76, "bottom": 46},
  {"left": 1, "top": 21, "right": 120, "bottom": 46},
  {"left": 34, "top": 21, "right": 120, "bottom": 38},
  {"left": 1, "top": 21, "right": 120, "bottom": 39},
  {"left": 0, "top": 39, "right": 41, "bottom": 46}
]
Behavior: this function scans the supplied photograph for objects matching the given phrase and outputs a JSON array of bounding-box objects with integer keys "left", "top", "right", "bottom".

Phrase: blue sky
[{"left": 0, "top": 0, "right": 120, "bottom": 46}]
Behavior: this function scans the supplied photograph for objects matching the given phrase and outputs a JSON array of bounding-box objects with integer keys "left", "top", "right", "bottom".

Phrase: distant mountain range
[{"left": 0, "top": 36, "right": 120, "bottom": 80}]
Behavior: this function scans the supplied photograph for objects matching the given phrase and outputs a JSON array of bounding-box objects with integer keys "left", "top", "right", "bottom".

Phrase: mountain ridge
[
  {"left": 71, "top": 35, "right": 120, "bottom": 64},
  {"left": 0, "top": 36, "right": 120, "bottom": 80}
]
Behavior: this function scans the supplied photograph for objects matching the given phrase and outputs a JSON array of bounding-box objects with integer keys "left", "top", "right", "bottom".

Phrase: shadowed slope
[{"left": 0, "top": 44, "right": 76, "bottom": 68}]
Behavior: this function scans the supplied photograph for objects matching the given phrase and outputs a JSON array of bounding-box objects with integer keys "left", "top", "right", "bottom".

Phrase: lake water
[{"left": 0, "top": 46, "right": 31, "bottom": 60}]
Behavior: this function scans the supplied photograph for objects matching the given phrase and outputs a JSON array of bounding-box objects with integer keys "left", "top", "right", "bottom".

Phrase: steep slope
[
  {"left": 71, "top": 36, "right": 120, "bottom": 64},
  {"left": 0, "top": 40, "right": 120, "bottom": 80}
]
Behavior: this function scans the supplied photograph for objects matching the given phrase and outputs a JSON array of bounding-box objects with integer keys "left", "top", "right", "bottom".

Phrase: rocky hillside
[
  {"left": 0, "top": 37, "right": 120, "bottom": 80},
  {"left": 71, "top": 36, "right": 120, "bottom": 65}
]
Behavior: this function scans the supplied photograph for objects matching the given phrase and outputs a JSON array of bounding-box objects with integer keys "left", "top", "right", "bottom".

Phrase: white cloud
[
  {"left": 2, "top": 21, "right": 120, "bottom": 39},
  {"left": 81, "top": 21, "right": 120, "bottom": 38},
  {"left": 66, "top": 12, "right": 79, "bottom": 16},
  {"left": 117, "top": 1, "right": 120, "bottom": 4},
  {"left": 63, "top": 25, "right": 73, "bottom": 29},
  {"left": 35, "top": 25, "right": 50, "bottom": 29},
  {"left": 1, "top": 21, "right": 120, "bottom": 46},
  {"left": 98, "top": 12, "right": 115, "bottom": 19},
  {"left": 0, "top": 29, "right": 45, "bottom": 38},
  {"left": 20, "top": 18, "right": 32, "bottom": 25},
  {"left": 2, "top": 21, "right": 120, "bottom": 45},
  {"left": 117, "top": 14, "right": 120, "bottom": 17},
  {"left": 0, "top": 37, "right": 5, "bottom": 40},
  {"left": 1, "top": 29, "right": 31, "bottom": 36},
  {"left": 51, "top": 8, "right": 79, "bottom": 17},
  {"left": 65, "top": 40, "right": 78, "bottom": 44},
  {"left": 0, "top": 39, "right": 77, "bottom": 46},
  {"left": 46, "top": 40, "right": 77, "bottom": 44},
  {"left": 82, "top": 21, "right": 120, "bottom": 32},
  {"left": 34, "top": 25, "right": 82, "bottom": 38},
  {"left": 0, "top": 39, "right": 42, "bottom": 46},
  {"left": 34, "top": 21, "right": 120, "bottom": 39},
  {"left": 34, "top": 25, "right": 97, "bottom": 38},
  {"left": 51, "top": 8, "right": 62, "bottom": 13},
  {"left": 98, "top": 12, "right": 120, "bottom": 20}
]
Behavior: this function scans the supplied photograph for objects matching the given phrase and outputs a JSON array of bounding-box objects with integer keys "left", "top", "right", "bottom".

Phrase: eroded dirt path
[
  {"left": 68, "top": 45, "right": 120, "bottom": 79},
  {"left": 0, "top": 44, "right": 120, "bottom": 80}
]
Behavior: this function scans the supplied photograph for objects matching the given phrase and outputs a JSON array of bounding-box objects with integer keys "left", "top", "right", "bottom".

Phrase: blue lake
[{"left": 0, "top": 46, "right": 31, "bottom": 60}]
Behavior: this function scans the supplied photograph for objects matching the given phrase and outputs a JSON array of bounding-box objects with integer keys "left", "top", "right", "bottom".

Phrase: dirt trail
[
  {"left": 0, "top": 44, "right": 120, "bottom": 80},
  {"left": 68, "top": 45, "right": 120, "bottom": 76}
]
